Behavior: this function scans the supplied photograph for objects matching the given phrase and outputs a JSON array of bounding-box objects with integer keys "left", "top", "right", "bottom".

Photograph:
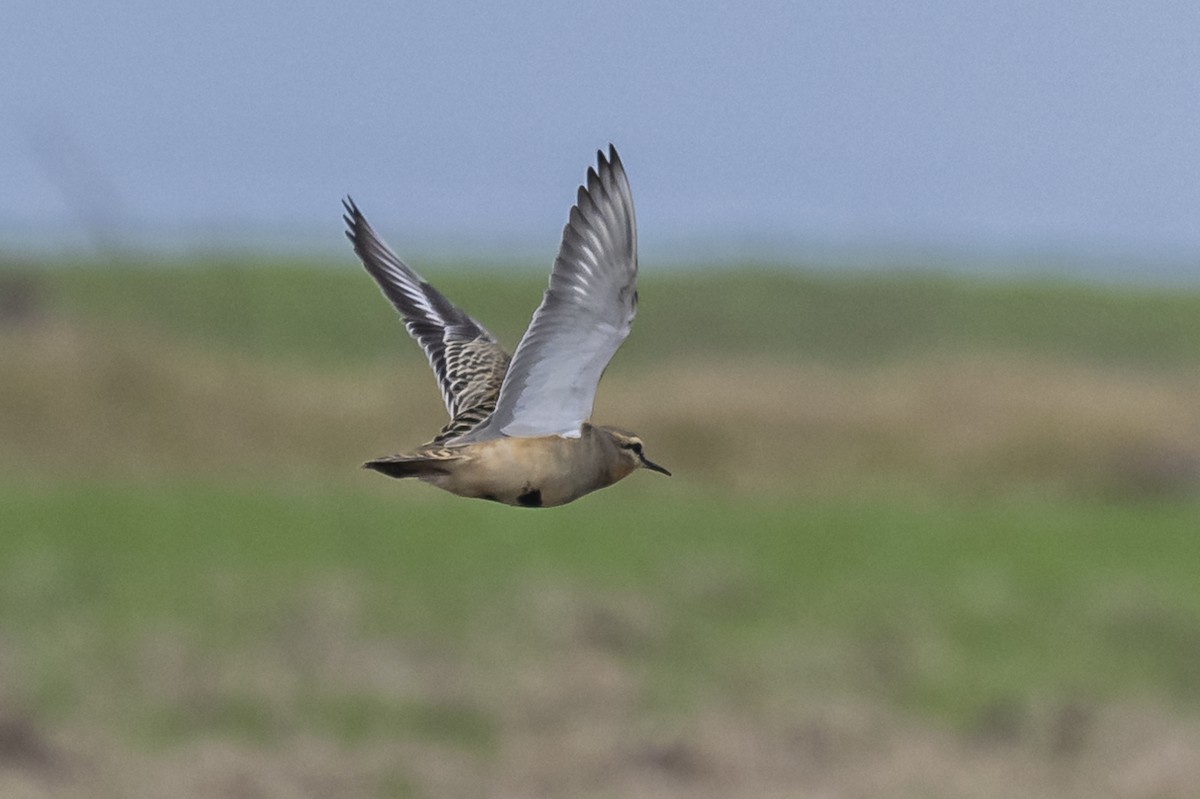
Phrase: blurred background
[{"left": 3, "top": 2, "right": 1200, "bottom": 797}]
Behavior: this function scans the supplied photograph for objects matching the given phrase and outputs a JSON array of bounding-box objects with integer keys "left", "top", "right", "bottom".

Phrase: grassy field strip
[
  {"left": 19, "top": 263, "right": 1200, "bottom": 367},
  {"left": 5, "top": 320, "right": 1200, "bottom": 497},
  {"left": 2, "top": 480, "right": 1199, "bottom": 796},
  {"left": 4, "top": 482, "right": 1199, "bottom": 716}
]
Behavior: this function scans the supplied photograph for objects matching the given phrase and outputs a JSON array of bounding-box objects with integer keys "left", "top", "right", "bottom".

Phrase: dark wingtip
[
  {"left": 606, "top": 143, "right": 622, "bottom": 171},
  {"left": 342, "top": 196, "right": 364, "bottom": 246}
]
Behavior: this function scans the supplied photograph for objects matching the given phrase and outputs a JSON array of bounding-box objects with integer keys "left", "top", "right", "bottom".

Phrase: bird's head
[{"left": 603, "top": 427, "right": 671, "bottom": 478}]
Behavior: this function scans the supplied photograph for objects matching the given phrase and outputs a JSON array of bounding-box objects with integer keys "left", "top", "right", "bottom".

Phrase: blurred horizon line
[{"left": 2, "top": 218, "right": 1198, "bottom": 286}]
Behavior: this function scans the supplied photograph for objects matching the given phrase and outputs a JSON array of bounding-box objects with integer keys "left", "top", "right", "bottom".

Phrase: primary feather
[
  {"left": 454, "top": 145, "right": 638, "bottom": 442},
  {"left": 343, "top": 198, "right": 510, "bottom": 442}
]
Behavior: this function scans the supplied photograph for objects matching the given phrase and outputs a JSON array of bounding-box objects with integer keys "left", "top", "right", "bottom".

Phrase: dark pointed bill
[{"left": 640, "top": 454, "right": 671, "bottom": 476}]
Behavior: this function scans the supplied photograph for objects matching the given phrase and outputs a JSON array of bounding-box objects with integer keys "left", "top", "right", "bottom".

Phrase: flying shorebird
[{"left": 343, "top": 145, "right": 670, "bottom": 507}]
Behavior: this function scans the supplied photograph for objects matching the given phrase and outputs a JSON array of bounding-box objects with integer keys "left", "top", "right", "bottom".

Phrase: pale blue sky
[{"left": 3, "top": 1, "right": 1199, "bottom": 271}]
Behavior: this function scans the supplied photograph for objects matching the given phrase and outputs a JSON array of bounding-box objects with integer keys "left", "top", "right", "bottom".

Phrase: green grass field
[
  {"left": 31, "top": 259, "right": 1200, "bottom": 367},
  {"left": 2, "top": 260, "right": 1199, "bottom": 797}
]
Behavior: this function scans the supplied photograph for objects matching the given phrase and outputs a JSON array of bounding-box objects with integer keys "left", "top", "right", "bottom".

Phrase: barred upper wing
[
  {"left": 454, "top": 145, "right": 637, "bottom": 442},
  {"left": 343, "top": 198, "right": 510, "bottom": 421}
]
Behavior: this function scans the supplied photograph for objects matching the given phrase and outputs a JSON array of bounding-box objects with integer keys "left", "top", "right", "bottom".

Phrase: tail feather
[{"left": 363, "top": 454, "right": 454, "bottom": 480}]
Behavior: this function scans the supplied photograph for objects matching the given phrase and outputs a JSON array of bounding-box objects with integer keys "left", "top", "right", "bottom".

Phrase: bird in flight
[{"left": 343, "top": 145, "right": 669, "bottom": 507}]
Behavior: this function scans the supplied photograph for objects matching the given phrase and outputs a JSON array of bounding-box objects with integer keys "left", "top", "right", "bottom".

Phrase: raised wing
[
  {"left": 455, "top": 145, "right": 637, "bottom": 441},
  {"left": 343, "top": 198, "right": 510, "bottom": 424}
]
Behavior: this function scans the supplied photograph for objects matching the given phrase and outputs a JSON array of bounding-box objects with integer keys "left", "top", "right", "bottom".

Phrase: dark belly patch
[{"left": 516, "top": 488, "right": 543, "bottom": 507}]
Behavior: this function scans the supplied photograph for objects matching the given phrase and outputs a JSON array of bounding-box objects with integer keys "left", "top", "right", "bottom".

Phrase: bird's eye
[{"left": 629, "top": 441, "right": 644, "bottom": 455}]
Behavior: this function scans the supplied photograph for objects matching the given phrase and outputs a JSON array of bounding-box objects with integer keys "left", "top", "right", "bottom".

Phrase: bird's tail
[{"left": 362, "top": 453, "right": 457, "bottom": 480}]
